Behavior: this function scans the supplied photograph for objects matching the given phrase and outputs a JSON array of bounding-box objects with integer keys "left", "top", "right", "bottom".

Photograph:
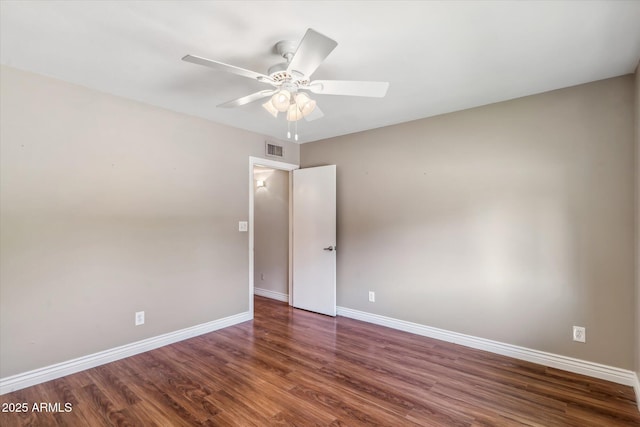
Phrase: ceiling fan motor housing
[
  {"left": 268, "top": 40, "right": 309, "bottom": 85},
  {"left": 267, "top": 64, "right": 309, "bottom": 88},
  {"left": 267, "top": 62, "right": 290, "bottom": 80}
]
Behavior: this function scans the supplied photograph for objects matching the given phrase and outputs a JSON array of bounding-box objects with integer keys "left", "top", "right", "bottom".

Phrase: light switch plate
[{"left": 238, "top": 221, "right": 248, "bottom": 232}]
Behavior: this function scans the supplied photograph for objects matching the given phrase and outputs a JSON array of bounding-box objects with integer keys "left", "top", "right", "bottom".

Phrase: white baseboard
[
  {"left": 0, "top": 311, "right": 252, "bottom": 395},
  {"left": 337, "top": 306, "right": 637, "bottom": 388},
  {"left": 254, "top": 287, "right": 289, "bottom": 303}
]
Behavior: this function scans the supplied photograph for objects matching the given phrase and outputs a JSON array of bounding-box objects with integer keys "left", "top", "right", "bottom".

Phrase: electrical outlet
[
  {"left": 261, "top": 273, "right": 265, "bottom": 281},
  {"left": 368, "top": 291, "right": 375, "bottom": 303},
  {"left": 572, "top": 326, "right": 585, "bottom": 343},
  {"left": 135, "top": 311, "right": 145, "bottom": 326},
  {"left": 238, "top": 221, "right": 248, "bottom": 232}
]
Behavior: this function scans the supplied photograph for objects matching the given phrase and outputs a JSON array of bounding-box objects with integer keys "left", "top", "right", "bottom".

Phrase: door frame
[{"left": 248, "top": 156, "right": 299, "bottom": 317}]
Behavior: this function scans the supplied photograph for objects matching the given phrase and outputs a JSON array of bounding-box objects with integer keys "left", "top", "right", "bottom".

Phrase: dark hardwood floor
[{"left": 1, "top": 296, "right": 639, "bottom": 426}]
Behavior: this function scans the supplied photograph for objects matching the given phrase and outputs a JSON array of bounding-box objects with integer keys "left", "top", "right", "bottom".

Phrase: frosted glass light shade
[
  {"left": 262, "top": 100, "right": 278, "bottom": 118},
  {"left": 271, "top": 90, "right": 291, "bottom": 112},
  {"left": 286, "top": 104, "right": 303, "bottom": 121},
  {"left": 295, "top": 93, "right": 316, "bottom": 117}
]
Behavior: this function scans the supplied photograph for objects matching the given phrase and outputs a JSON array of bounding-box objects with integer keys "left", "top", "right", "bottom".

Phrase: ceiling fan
[{"left": 182, "top": 28, "right": 389, "bottom": 139}]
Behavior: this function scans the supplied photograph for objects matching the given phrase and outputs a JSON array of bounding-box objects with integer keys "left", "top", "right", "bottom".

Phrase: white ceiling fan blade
[
  {"left": 304, "top": 105, "right": 324, "bottom": 122},
  {"left": 287, "top": 29, "right": 337, "bottom": 78},
  {"left": 182, "top": 54, "right": 274, "bottom": 83},
  {"left": 308, "top": 80, "right": 389, "bottom": 97},
  {"left": 217, "top": 90, "right": 276, "bottom": 108}
]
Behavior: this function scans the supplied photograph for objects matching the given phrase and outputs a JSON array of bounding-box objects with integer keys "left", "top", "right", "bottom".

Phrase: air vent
[{"left": 265, "top": 142, "right": 284, "bottom": 158}]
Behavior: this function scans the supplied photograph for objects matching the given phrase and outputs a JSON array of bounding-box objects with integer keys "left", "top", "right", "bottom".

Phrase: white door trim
[{"left": 248, "top": 156, "right": 299, "bottom": 315}]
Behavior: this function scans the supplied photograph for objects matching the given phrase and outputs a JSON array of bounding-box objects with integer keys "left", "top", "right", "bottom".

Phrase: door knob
[{"left": 323, "top": 246, "right": 335, "bottom": 251}]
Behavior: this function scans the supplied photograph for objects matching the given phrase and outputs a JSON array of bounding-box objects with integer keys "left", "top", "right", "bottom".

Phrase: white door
[{"left": 292, "top": 165, "right": 336, "bottom": 316}]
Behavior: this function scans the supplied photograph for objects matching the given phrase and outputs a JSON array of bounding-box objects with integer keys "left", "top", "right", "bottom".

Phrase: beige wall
[
  {"left": 301, "top": 76, "right": 635, "bottom": 369},
  {"left": 254, "top": 167, "right": 289, "bottom": 296},
  {"left": 0, "top": 65, "right": 299, "bottom": 378}
]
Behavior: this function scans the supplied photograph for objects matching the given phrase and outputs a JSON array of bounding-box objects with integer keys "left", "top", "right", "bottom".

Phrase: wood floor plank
[
  {"left": 1, "top": 296, "right": 639, "bottom": 426},
  {"left": 284, "top": 368, "right": 416, "bottom": 425}
]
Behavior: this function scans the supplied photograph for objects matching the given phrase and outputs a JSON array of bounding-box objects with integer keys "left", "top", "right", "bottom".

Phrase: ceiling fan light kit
[{"left": 182, "top": 28, "right": 389, "bottom": 140}]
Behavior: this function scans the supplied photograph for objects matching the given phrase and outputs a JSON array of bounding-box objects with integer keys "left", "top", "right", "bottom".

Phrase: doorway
[
  {"left": 253, "top": 165, "right": 289, "bottom": 301},
  {"left": 248, "top": 156, "right": 298, "bottom": 316},
  {"left": 248, "top": 157, "right": 337, "bottom": 318}
]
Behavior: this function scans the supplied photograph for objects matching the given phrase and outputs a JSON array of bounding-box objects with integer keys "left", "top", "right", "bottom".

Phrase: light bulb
[
  {"left": 287, "top": 130, "right": 291, "bottom": 139},
  {"left": 271, "top": 90, "right": 291, "bottom": 112},
  {"left": 294, "top": 133, "right": 298, "bottom": 141}
]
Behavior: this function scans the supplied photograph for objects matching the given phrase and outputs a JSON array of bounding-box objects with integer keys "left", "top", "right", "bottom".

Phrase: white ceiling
[{"left": 1, "top": 1, "right": 639, "bottom": 144}]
